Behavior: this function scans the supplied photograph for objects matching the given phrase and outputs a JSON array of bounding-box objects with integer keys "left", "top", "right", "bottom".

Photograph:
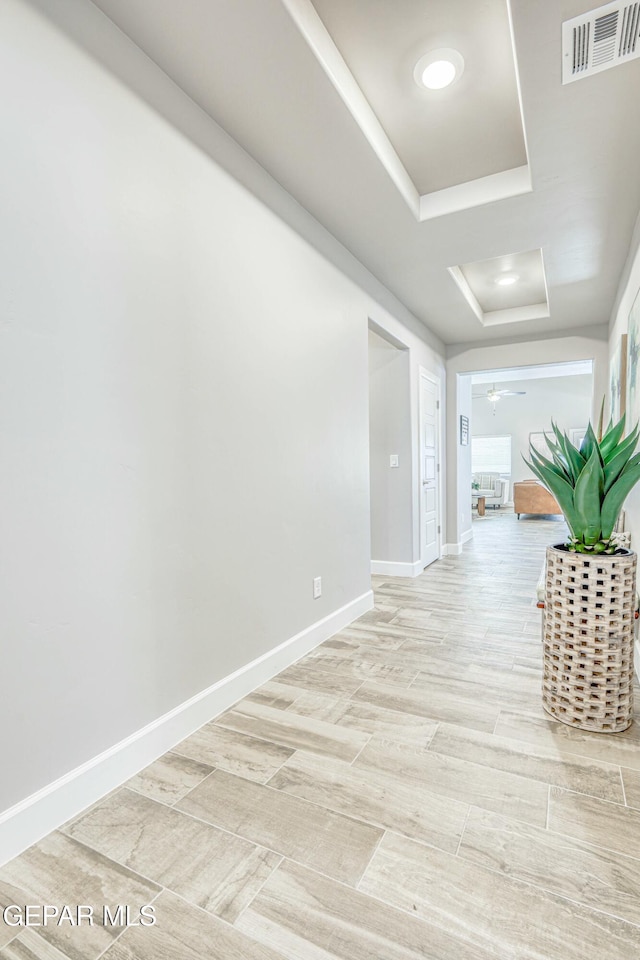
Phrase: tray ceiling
[
  {"left": 77, "top": 0, "right": 640, "bottom": 344},
  {"left": 310, "top": 0, "right": 527, "bottom": 196}
]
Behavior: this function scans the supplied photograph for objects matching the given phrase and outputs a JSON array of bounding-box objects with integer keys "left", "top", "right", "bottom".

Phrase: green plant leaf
[
  {"left": 601, "top": 460, "right": 640, "bottom": 538},
  {"left": 573, "top": 448, "right": 604, "bottom": 544},
  {"left": 525, "top": 451, "right": 579, "bottom": 536},
  {"left": 549, "top": 424, "right": 575, "bottom": 479},
  {"left": 528, "top": 447, "right": 571, "bottom": 484},
  {"left": 542, "top": 429, "right": 570, "bottom": 476},
  {"left": 597, "top": 397, "right": 605, "bottom": 442},
  {"left": 527, "top": 414, "right": 640, "bottom": 546},
  {"left": 603, "top": 428, "right": 639, "bottom": 492},
  {"left": 561, "top": 431, "right": 586, "bottom": 482},
  {"left": 529, "top": 447, "right": 573, "bottom": 486},
  {"left": 600, "top": 415, "right": 627, "bottom": 461},
  {"left": 580, "top": 422, "right": 599, "bottom": 462}
]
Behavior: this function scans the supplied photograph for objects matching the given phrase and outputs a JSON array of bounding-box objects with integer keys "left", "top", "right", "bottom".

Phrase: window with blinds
[{"left": 472, "top": 435, "right": 511, "bottom": 474}]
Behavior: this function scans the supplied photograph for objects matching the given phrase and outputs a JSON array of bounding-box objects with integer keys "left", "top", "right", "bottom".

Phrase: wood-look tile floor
[{"left": 4, "top": 509, "right": 640, "bottom": 959}]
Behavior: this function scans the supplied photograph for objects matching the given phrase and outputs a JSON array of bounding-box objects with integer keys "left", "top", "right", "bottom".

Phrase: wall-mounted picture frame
[
  {"left": 460, "top": 415, "right": 469, "bottom": 445},
  {"left": 610, "top": 333, "right": 627, "bottom": 422},
  {"left": 627, "top": 290, "right": 640, "bottom": 427}
]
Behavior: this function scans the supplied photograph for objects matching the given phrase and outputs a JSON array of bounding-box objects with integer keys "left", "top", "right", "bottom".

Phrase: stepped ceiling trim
[{"left": 281, "top": 0, "right": 532, "bottom": 221}]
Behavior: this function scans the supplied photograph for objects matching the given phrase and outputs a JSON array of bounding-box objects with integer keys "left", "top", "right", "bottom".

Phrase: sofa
[
  {"left": 513, "top": 480, "right": 561, "bottom": 518},
  {"left": 472, "top": 473, "right": 508, "bottom": 510}
]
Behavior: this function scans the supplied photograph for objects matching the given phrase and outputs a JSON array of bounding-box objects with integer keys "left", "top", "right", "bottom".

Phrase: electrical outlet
[
  {"left": 390, "top": 454, "right": 399, "bottom": 468},
  {"left": 313, "top": 577, "right": 322, "bottom": 599}
]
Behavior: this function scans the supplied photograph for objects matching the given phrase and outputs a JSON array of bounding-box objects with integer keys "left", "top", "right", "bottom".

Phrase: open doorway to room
[
  {"left": 469, "top": 360, "right": 594, "bottom": 522},
  {"left": 367, "top": 325, "right": 443, "bottom": 576}
]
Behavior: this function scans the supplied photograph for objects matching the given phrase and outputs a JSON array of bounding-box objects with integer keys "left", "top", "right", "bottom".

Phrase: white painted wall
[
  {"left": 609, "top": 211, "right": 640, "bottom": 548},
  {"left": 446, "top": 334, "right": 608, "bottom": 545},
  {"left": 0, "top": 0, "right": 445, "bottom": 835},
  {"left": 472, "top": 375, "right": 593, "bottom": 490},
  {"left": 368, "top": 332, "right": 412, "bottom": 563}
]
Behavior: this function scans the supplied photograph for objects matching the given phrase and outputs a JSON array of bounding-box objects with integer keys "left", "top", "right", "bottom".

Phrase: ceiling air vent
[{"left": 562, "top": 0, "right": 640, "bottom": 83}]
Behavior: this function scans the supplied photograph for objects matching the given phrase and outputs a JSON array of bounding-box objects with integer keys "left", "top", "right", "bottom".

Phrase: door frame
[{"left": 418, "top": 366, "right": 443, "bottom": 568}]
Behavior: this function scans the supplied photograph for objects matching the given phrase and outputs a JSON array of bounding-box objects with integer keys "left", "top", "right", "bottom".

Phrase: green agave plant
[{"left": 525, "top": 407, "right": 640, "bottom": 554}]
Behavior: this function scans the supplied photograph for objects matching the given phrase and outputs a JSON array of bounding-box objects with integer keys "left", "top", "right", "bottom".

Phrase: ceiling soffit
[
  {"left": 449, "top": 248, "right": 549, "bottom": 327},
  {"left": 283, "top": 0, "right": 531, "bottom": 220}
]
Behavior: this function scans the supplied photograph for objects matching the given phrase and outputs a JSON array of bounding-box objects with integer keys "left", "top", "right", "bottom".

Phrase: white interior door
[{"left": 420, "top": 373, "right": 440, "bottom": 569}]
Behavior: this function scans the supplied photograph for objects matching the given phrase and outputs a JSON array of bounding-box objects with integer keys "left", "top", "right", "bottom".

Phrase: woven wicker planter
[{"left": 543, "top": 545, "right": 636, "bottom": 733}]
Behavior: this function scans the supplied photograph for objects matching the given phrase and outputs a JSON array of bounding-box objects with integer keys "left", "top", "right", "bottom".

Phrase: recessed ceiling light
[
  {"left": 414, "top": 49, "right": 464, "bottom": 91},
  {"left": 495, "top": 274, "right": 519, "bottom": 286}
]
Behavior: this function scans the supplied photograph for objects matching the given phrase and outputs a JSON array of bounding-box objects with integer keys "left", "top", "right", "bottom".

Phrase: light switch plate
[{"left": 390, "top": 455, "right": 399, "bottom": 468}]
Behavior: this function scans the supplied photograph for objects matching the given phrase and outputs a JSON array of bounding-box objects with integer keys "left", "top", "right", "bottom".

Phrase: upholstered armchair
[{"left": 471, "top": 473, "right": 508, "bottom": 509}]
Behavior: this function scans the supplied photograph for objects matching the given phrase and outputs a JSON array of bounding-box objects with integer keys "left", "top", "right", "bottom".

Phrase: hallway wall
[
  {"left": 608, "top": 210, "right": 640, "bottom": 549},
  {"left": 0, "top": 0, "right": 445, "bottom": 844},
  {"left": 368, "top": 332, "right": 413, "bottom": 564}
]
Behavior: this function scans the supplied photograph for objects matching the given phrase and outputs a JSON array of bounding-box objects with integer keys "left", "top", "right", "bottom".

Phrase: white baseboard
[
  {"left": 442, "top": 530, "right": 472, "bottom": 556},
  {"left": 0, "top": 590, "right": 373, "bottom": 867},
  {"left": 442, "top": 542, "right": 461, "bottom": 556},
  {"left": 371, "top": 559, "right": 423, "bottom": 577}
]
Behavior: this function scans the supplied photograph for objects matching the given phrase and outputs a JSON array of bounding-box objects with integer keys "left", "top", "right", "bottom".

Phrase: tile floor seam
[
  {"left": 348, "top": 732, "right": 374, "bottom": 767},
  {"left": 354, "top": 828, "right": 387, "bottom": 892},
  {"left": 92, "top": 886, "right": 165, "bottom": 960},
  {"left": 167, "top": 764, "right": 220, "bottom": 800},
  {"left": 169, "top": 732, "right": 296, "bottom": 776},
  {"left": 487, "top": 725, "right": 640, "bottom": 770},
  {"left": 346, "top": 679, "right": 366, "bottom": 700},
  {"left": 542, "top": 816, "right": 640, "bottom": 866},
  {"left": 63, "top": 819, "right": 369, "bottom": 926},
  {"left": 174, "top": 762, "right": 387, "bottom": 857},
  {"left": 620, "top": 767, "right": 628, "bottom": 806},
  {"left": 452, "top": 842, "right": 640, "bottom": 933},
  {"left": 62, "top": 785, "right": 297, "bottom": 876},
  {"left": 424, "top": 721, "right": 440, "bottom": 748},
  {"left": 545, "top": 784, "right": 551, "bottom": 830},
  {"left": 419, "top": 745, "right": 622, "bottom": 804},
  {"left": 124, "top": 781, "right": 187, "bottom": 809},
  {"left": 427, "top": 723, "right": 628, "bottom": 776},
  {"left": 369, "top": 827, "right": 640, "bottom": 935},
  {"left": 211, "top": 715, "right": 365, "bottom": 762},
  {"left": 144, "top": 883, "right": 276, "bottom": 937},
  {"left": 546, "top": 784, "right": 638, "bottom": 811},
  {"left": 50, "top": 830, "right": 167, "bottom": 895},
  {"left": 262, "top": 751, "right": 300, "bottom": 786},
  {"left": 228, "top": 854, "right": 284, "bottom": 929},
  {"left": 454, "top": 804, "right": 472, "bottom": 857}
]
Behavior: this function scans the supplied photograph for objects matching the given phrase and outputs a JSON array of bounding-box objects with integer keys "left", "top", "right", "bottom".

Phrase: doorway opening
[
  {"left": 461, "top": 359, "right": 594, "bottom": 540},
  {"left": 367, "top": 325, "right": 443, "bottom": 576},
  {"left": 368, "top": 328, "right": 412, "bottom": 575}
]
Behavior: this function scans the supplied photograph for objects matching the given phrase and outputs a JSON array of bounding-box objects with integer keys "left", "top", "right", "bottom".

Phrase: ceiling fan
[{"left": 472, "top": 384, "right": 526, "bottom": 403}]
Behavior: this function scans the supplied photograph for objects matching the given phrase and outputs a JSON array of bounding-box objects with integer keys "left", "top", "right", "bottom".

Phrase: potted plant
[{"left": 526, "top": 409, "right": 640, "bottom": 732}]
